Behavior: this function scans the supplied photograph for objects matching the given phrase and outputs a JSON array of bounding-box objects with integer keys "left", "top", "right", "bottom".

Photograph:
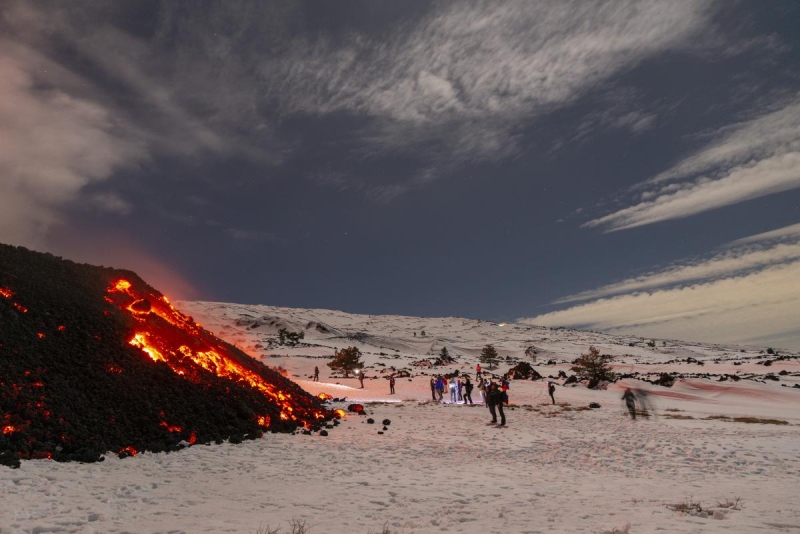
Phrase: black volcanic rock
[{"left": 0, "top": 243, "right": 331, "bottom": 466}]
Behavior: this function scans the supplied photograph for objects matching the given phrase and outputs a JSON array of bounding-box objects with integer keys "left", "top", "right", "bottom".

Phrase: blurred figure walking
[{"left": 622, "top": 388, "right": 636, "bottom": 419}]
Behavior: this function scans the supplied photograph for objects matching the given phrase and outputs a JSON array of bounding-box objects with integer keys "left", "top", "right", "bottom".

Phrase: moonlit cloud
[
  {"left": 0, "top": 45, "right": 147, "bottom": 248},
  {"left": 267, "top": 0, "right": 712, "bottom": 162},
  {"left": 728, "top": 222, "right": 800, "bottom": 246},
  {"left": 585, "top": 97, "right": 800, "bottom": 231},
  {"left": 555, "top": 241, "right": 800, "bottom": 304},
  {"left": 525, "top": 223, "right": 800, "bottom": 350},
  {"left": 523, "top": 262, "right": 800, "bottom": 350}
]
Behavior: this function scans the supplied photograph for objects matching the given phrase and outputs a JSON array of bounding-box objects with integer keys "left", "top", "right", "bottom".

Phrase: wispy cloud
[
  {"left": 524, "top": 223, "right": 800, "bottom": 350},
  {"left": 268, "top": 0, "right": 713, "bottom": 163},
  {"left": 585, "top": 97, "right": 800, "bottom": 231},
  {"left": 0, "top": 43, "right": 147, "bottom": 248},
  {"left": 728, "top": 221, "right": 800, "bottom": 246},
  {"left": 523, "top": 262, "right": 800, "bottom": 350}
]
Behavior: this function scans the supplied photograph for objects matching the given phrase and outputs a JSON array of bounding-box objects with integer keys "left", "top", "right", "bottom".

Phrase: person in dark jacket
[
  {"left": 430, "top": 378, "right": 437, "bottom": 401},
  {"left": 487, "top": 382, "right": 506, "bottom": 426},
  {"left": 463, "top": 377, "right": 474, "bottom": 405},
  {"left": 622, "top": 388, "right": 636, "bottom": 419},
  {"left": 389, "top": 375, "right": 395, "bottom": 395},
  {"left": 548, "top": 381, "right": 556, "bottom": 405}
]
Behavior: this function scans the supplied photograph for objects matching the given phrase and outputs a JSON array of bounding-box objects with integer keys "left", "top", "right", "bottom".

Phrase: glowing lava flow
[{"left": 106, "top": 279, "right": 329, "bottom": 429}]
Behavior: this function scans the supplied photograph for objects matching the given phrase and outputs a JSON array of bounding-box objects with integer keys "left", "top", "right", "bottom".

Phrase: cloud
[
  {"left": 556, "top": 241, "right": 800, "bottom": 304},
  {"left": 585, "top": 97, "right": 800, "bottom": 231},
  {"left": 522, "top": 262, "right": 800, "bottom": 350},
  {"left": 728, "top": 222, "right": 800, "bottom": 246},
  {"left": 267, "top": 0, "right": 712, "bottom": 162},
  {"left": 0, "top": 44, "right": 147, "bottom": 248},
  {"left": 524, "top": 223, "right": 800, "bottom": 350}
]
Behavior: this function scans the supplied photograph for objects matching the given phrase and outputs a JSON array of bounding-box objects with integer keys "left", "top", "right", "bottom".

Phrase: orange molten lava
[
  {"left": 318, "top": 393, "right": 332, "bottom": 401},
  {"left": 0, "top": 287, "right": 13, "bottom": 299},
  {"left": 119, "top": 446, "right": 138, "bottom": 457},
  {"left": 2, "top": 425, "right": 19, "bottom": 435},
  {"left": 106, "top": 278, "right": 328, "bottom": 429}
]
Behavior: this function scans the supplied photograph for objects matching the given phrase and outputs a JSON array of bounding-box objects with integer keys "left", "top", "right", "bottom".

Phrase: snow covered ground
[{"left": 2, "top": 302, "right": 799, "bottom": 533}]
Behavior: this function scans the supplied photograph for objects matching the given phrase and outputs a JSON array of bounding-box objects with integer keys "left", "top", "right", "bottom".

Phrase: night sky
[{"left": 2, "top": 1, "right": 799, "bottom": 349}]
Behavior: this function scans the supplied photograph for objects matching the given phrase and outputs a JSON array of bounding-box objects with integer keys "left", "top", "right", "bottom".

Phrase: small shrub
[
  {"left": 667, "top": 496, "right": 703, "bottom": 513},
  {"left": 571, "top": 346, "right": 615, "bottom": 387},
  {"left": 327, "top": 346, "right": 363, "bottom": 377},
  {"left": 288, "top": 519, "right": 310, "bottom": 534},
  {"left": 252, "top": 524, "right": 280, "bottom": 534},
  {"left": 479, "top": 344, "right": 499, "bottom": 369},
  {"left": 716, "top": 496, "right": 743, "bottom": 510},
  {"left": 367, "top": 523, "right": 395, "bottom": 534}
]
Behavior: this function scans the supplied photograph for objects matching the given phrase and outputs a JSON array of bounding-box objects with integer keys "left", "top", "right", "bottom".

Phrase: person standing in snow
[
  {"left": 313, "top": 366, "right": 319, "bottom": 382},
  {"left": 389, "top": 375, "right": 395, "bottom": 395},
  {"left": 622, "top": 388, "right": 636, "bottom": 419},
  {"left": 475, "top": 363, "right": 482, "bottom": 380},
  {"left": 436, "top": 375, "right": 445, "bottom": 401},
  {"left": 548, "top": 381, "right": 556, "bottom": 405},
  {"left": 456, "top": 379, "right": 463, "bottom": 403},
  {"left": 430, "top": 378, "right": 437, "bottom": 401},
  {"left": 463, "top": 377, "right": 474, "bottom": 405},
  {"left": 500, "top": 377, "right": 510, "bottom": 405},
  {"left": 450, "top": 377, "right": 457, "bottom": 403},
  {"left": 358, "top": 370, "right": 365, "bottom": 389},
  {"left": 487, "top": 382, "right": 506, "bottom": 426},
  {"left": 477, "top": 378, "right": 487, "bottom": 404}
]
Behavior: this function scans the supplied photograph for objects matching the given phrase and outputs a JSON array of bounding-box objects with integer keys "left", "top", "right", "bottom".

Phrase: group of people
[
  {"left": 426, "top": 373, "right": 515, "bottom": 426},
  {"left": 317, "top": 360, "right": 649, "bottom": 424},
  {"left": 429, "top": 375, "right": 477, "bottom": 404}
]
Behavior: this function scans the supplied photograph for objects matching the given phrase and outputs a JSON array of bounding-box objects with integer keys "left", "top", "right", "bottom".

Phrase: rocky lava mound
[{"left": 0, "top": 244, "right": 331, "bottom": 468}]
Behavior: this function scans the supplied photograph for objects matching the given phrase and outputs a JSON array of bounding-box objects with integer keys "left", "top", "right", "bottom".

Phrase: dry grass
[
  {"left": 667, "top": 496, "right": 703, "bottom": 514},
  {"left": 664, "top": 408, "right": 684, "bottom": 412},
  {"left": 664, "top": 414, "right": 695, "bottom": 420},
  {"left": 717, "top": 496, "right": 744, "bottom": 510},
  {"left": 704, "top": 415, "right": 788, "bottom": 425},
  {"left": 252, "top": 519, "right": 310, "bottom": 534},
  {"left": 732, "top": 416, "right": 788, "bottom": 425},
  {"left": 367, "top": 522, "right": 396, "bottom": 534}
]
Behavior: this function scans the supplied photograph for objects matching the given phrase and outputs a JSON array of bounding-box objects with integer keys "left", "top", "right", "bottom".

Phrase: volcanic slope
[
  {"left": 0, "top": 244, "right": 330, "bottom": 468},
  {"left": 179, "top": 301, "right": 800, "bottom": 395}
]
